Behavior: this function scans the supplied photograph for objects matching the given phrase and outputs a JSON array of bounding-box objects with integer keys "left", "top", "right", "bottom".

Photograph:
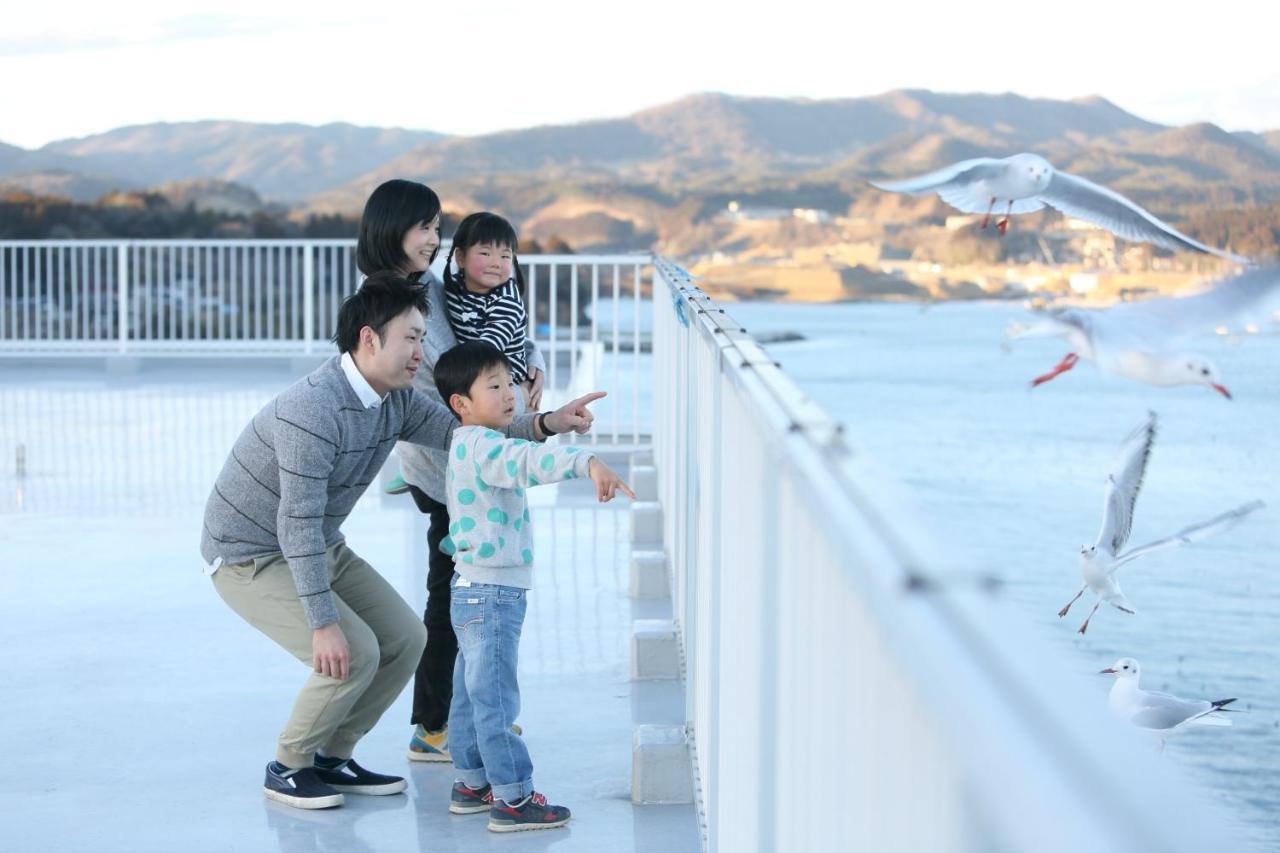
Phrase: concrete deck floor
[{"left": 0, "top": 361, "right": 699, "bottom": 853}]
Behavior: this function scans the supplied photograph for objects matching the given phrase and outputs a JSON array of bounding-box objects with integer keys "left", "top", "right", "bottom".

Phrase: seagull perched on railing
[
  {"left": 1100, "top": 658, "right": 1237, "bottom": 748},
  {"left": 1006, "top": 264, "right": 1280, "bottom": 398},
  {"left": 1058, "top": 411, "right": 1264, "bottom": 634},
  {"left": 870, "top": 152, "right": 1249, "bottom": 262}
]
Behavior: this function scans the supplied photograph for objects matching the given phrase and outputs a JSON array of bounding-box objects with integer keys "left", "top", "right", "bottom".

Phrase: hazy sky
[{"left": 4, "top": 0, "right": 1277, "bottom": 149}]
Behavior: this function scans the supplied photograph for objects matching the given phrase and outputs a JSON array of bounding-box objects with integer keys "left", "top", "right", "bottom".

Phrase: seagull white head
[
  {"left": 1100, "top": 657, "right": 1140, "bottom": 679},
  {"left": 1177, "top": 355, "right": 1231, "bottom": 399},
  {"left": 1009, "top": 152, "right": 1053, "bottom": 192}
]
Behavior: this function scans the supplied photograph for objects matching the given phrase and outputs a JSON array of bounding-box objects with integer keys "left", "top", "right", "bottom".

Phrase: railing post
[
  {"left": 116, "top": 242, "right": 130, "bottom": 353},
  {"left": 302, "top": 242, "right": 315, "bottom": 354}
]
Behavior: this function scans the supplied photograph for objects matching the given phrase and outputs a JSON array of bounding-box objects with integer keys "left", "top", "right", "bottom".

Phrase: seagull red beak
[
  {"left": 1212, "top": 384, "right": 1232, "bottom": 400},
  {"left": 1098, "top": 667, "right": 1118, "bottom": 674}
]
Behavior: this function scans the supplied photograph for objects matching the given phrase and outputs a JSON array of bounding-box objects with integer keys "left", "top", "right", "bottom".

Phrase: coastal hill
[
  {"left": 4, "top": 91, "right": 1280, "bottom": 259},
  {"left": 11, "top": 121, "right": 445, "bottom": 202},
  {"left": 300, "top": 91, "right": 1280, "bottom": 251}
]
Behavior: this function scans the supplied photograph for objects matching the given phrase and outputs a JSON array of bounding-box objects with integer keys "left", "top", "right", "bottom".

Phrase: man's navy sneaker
[
  {"left": 313, "top": 756, "right": 407, "bottom": 795},
  {"left": 488, "top": 791, "right": 571, "bottom": 833},
  {"left": 449, "top": 781, "right": 494, "bottom": 814},
  {"left": 263, "top": 762, "right": 344, "bottom": 810}
]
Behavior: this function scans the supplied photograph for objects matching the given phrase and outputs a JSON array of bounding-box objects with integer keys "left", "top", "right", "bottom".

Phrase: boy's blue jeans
[{"left": 447, "top": 576, "right": 534, "bottom": 804}]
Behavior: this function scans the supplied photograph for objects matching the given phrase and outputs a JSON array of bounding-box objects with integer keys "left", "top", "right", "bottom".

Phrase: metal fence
[
  {"left": 650, "top": 256, "right": 1250, "bottom": 853},
  {"left": 0, "top": 239, "right": 654, "bottom": 444}
]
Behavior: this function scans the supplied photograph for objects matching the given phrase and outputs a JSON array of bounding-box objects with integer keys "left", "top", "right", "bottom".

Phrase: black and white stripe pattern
[{"left": 444, "top": 279, "right": 529, "bottom": 383}]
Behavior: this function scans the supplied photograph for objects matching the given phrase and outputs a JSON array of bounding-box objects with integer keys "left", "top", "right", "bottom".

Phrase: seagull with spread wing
[
  {"left": 1059, "top": 410, "right": 1264, "bottom": 634},
  {"left": 1006, "top": 264, "right": 1280, "bottom": 398},
  {"left": 1101, "top": 658, "right": 1237, "bottom": 749},
  {"left": 870, "top": 152, "right": 1249, "bottom": 262}
]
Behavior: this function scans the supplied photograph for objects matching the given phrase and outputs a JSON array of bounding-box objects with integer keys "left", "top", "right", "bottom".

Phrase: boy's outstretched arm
[
  {"left": 470, "top": 431, "right": 593, "bottom": 489},
  {"left": 588, "top": 458, "right": 636, "bottom": 503}
]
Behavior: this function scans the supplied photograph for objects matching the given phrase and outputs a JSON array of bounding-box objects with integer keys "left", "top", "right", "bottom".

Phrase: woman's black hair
[
  {"left": 332, "top": 271, "right": 429, "bottom": 354},
  {"left": 356, "top": 179, "right": 442, "bottom": 276},
  {"left": 434, "top": 341, "right": 510, "bottom": 416},
  {"left": 442, "top": 211, "right": 526, "bottom": 298}
]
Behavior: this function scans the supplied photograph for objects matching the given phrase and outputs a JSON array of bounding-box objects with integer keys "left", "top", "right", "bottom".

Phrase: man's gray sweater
[{"left": 200, "top": 355, "right": 537, "bottom": 628}]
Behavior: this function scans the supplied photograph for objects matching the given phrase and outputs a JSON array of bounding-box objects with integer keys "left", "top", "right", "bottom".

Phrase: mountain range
[
  {"left": 4, "top": 91, "right": 1280, "bottom": 250},
  {"left": 2, "top": 121, "right": 443, "bottom": 202}
]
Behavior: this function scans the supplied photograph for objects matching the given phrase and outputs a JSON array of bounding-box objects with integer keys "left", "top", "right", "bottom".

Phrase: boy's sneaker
[
  {"left": 449, "top": 781, "right": 494, "bottom": 814},
  {"left": 384, "top": 473, "right": 411, "bottom": 495},
  {"left": 408, "top": 724, "right": 450, "bottom": 762},
  {"left": 488, "top": 792, "right": 571, "bottom": 833},
  {"left": 263, "top": 762, "right": 344, "bottom": 810},
  {"left": 313, "top": 756, "right": 407, "bottom": 795}
]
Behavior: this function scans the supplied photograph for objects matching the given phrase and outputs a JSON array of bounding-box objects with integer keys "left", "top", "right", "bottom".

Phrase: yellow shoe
[{"left": 407, "top": 724, "right": 450, "bottom": 762}]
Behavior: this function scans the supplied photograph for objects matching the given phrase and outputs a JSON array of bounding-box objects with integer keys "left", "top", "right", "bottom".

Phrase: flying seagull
[
  {"left": 870, "top": 152, "right": 1249, "bottom": 263},
  {"left": 1006, "top": 264, "right": 1280, "bottom": 398},
  {"left": 1058, "top": 410, "right": 1264, "bottom": 634}
]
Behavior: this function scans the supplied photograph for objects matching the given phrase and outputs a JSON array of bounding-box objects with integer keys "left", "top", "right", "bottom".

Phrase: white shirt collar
[{"left": 340, "top": 352, "right": 385, "bottom": 409}]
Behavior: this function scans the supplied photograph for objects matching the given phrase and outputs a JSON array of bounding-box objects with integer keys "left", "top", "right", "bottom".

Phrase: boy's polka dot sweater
[{"left": 441, "top": 425, "right": 595, "bottom": 588}]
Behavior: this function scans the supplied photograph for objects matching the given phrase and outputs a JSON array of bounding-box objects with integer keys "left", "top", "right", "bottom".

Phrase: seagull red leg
[
  {"left": 1078, "top": 598, "right": 1102, "bottom": 634},
  {"left": 996, "top": 200, "right": 1013, "bottom": 235},
  {"left": 1058, "top": 584, "right": 1086, "bottom": 618},
  {"left": 980, "top": 197, "right": 996, "bottom": 230},
  {"left": 1030, "top": 353, "right": 1079, "bottom": 388}
]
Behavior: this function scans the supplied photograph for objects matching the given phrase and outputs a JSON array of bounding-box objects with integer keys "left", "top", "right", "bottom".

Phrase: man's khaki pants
[{"left": 213, "top": 541, "right": 427, "bottom": 769}]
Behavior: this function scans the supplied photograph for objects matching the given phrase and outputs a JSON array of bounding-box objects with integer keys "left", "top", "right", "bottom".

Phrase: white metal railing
[
  {"left": 0, "top": 239, "right": 653, "bottom": 445},
  {"left": 650, "top": 256, "right": 1250, "bottom": 853}
]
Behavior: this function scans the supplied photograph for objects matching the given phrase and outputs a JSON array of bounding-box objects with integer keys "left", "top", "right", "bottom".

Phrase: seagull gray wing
[
  {"left": 1104, "top": 264, "right": 1280, "bottom": 342},
  {"left": 1040, "top": 171, "right": 1250, "bottom": 263},
  {"left": 1113, "top": 500, "right": 1265, "bottom": 569},
  {"left": 1129, "top": 692, "right": 1215, "bottom": 731},
  {"left": 870, "top": 158, "right": 1005, "bottom": 195},
  {"left": 1094, "top": 412, "right": 1157, "bottom": 557}
]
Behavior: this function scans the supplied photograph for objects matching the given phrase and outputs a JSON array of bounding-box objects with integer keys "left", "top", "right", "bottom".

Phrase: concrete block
[
  {"left": 630, "top": 465, "right": 658, "bottom": 502},
  {"left": 631, "top": 619, "right": 679, "bottom": 680},
  {"left": 631, "top": 725, "right": 694, "bottom": 804},
  {"left": 630, "top": 550, "right": 669, "bottom": 599},
  {"left": 630, "top": 501, "right": 663, "bottom": 546}
]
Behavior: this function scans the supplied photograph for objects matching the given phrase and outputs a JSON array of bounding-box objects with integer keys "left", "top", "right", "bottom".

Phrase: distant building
[
  {"left": 1080, "top": 231, "right": 1118, "bottom": 269},
  {"left": 792, "top": 208, "right": 833, "bottom": 225},
  {"left": 1069, "top": 273, "right": 1100, "bottom": 294},
  {"left": 724, "top": 201, "right": 789, "bottom": 222},
  {"left": 724, "top": 201, "right": 834, "bottom": 224}
]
